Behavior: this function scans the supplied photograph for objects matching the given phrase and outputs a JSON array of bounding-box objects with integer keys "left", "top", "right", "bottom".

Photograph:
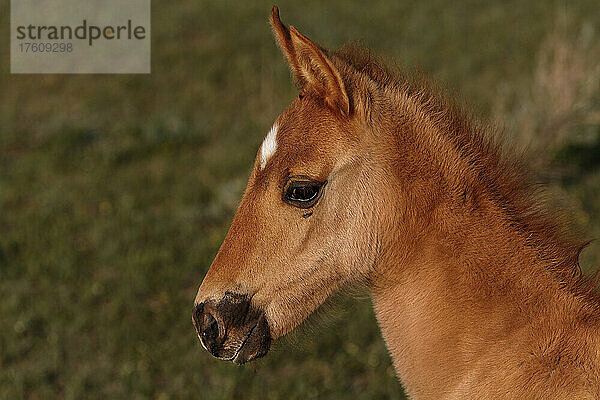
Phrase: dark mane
[{"left": 333, "top": 43, "right": 599, "bottom": 304}]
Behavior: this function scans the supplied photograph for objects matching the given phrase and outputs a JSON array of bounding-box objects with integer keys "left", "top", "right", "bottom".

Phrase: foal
[{"left": 193, "top": 7, "right": 600, "bottom": 399}]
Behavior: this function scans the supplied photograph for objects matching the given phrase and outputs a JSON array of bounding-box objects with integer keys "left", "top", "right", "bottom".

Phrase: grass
[{"left": 1, "top": 1, "right": 599, "bottom": 399}]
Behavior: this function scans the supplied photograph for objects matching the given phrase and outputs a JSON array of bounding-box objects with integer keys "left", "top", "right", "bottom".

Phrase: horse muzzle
[{"left": 192, "top": 291, "right": 271, "bottom": 364}]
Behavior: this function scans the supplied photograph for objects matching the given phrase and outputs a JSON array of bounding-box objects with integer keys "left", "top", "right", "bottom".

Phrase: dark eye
[{"left": 283, "top": 179, "right": 325, "bottom": 209}]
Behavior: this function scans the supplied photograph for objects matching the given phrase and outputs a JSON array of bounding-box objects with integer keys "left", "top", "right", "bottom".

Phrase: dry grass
[{"left": 493, "top": 13, "right": 600, "bottom": 168}]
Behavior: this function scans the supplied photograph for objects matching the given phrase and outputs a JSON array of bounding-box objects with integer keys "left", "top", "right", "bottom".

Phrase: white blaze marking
[{"left": 260, "top": 122, "right": 278, "bottom": 170}]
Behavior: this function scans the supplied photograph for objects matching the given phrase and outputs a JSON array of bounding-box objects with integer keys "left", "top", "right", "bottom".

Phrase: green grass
[{"left": 1, "top": 1, "right": 599, "bottom": 399}]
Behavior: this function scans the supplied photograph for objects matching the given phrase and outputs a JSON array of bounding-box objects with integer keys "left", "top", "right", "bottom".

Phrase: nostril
[
  {"left": 193, "top": 303, "right": 223, "bottom": 355},
  {"left": 192, "top": 303, "right": 220, "bottom": 355},
  {"left": 202, "top": 312, "right": 220, "bottom": 344},
  {"left": 192, "top": 303, "right": 204, "bottom": 334}
]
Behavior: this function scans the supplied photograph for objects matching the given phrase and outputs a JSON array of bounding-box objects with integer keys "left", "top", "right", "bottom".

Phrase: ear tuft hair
[{"left": 270, "top": 6, "right": 350, "bottom": 116}]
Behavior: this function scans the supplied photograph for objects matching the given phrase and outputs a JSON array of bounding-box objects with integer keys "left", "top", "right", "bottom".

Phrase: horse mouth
[{"left": 231, "top": 319, "right": 265, "bottom": 364}]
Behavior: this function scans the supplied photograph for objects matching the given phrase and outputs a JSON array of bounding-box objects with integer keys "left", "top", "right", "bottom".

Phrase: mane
[{"left": 333, "top": 43, "right": 600, "bottom": 304}]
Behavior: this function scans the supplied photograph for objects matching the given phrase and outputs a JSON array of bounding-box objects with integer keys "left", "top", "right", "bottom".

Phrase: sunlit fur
[{"left": 195, "top": 7, "right": 600, "bottom": 398}]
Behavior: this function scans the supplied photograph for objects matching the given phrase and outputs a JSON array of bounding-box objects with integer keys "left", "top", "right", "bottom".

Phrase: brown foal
[{"left": 193, "top": 7, "right": 600, "bottom": 399}]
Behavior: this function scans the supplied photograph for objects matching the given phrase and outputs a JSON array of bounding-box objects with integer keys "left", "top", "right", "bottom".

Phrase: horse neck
[
  {"left": 370, "top": 214, "right": 556, "bottom": 397},
  {"left": 366, "top": 90, "right": 591, "bottom": 398}
]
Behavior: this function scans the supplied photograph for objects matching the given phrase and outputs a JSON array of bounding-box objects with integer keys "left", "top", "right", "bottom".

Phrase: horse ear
[{"left": 270, "top": 6, "right": 350, "bottom": 116}]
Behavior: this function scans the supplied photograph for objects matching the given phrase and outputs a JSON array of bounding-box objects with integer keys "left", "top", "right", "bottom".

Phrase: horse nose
[
  {"left": 193, "top": 292, "right": 272, "bottom": 363},
  {"left": 192, "top": 303, "right": 224, "bottom": 355}
]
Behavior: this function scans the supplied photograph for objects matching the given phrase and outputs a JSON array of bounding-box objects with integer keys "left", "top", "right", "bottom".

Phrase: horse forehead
[
  {"left": 278, "top": 110, "right": 340, "bottom": 148},
  {"left": 280, "top": 96, "right": 340, "bottom": 135},
  {"left": 257, "top": 99, "right": 346, "bottom": 172},
  {"left": 276, "top": 124, "right": 332, "bottom": 161}
]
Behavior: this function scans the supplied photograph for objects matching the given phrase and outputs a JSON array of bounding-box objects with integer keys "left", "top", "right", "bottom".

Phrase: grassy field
[{"left": 1, "top": 1, "right": 599, "bottom": 399}]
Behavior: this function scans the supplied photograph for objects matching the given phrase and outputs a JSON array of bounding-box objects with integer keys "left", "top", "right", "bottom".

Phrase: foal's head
[{"left": 193, "top": 7, "right": 386, "bottom": 364}]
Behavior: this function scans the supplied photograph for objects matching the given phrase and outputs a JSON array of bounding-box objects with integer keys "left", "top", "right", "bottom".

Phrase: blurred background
[{"left": 1, "top": 1, "right": 599, "bottom": 399}]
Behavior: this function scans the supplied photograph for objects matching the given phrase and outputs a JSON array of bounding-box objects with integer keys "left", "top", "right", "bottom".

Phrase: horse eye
[{"left": 283, "top": 179, "right": 325, "bottom": 209}]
